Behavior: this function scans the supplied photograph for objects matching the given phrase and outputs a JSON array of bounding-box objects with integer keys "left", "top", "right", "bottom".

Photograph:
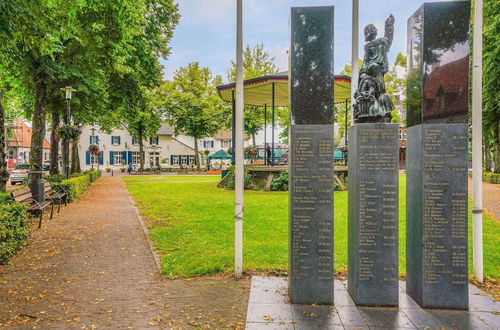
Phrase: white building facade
[{"left": 78, "top": 124, "right": 200, "bottom": 171}]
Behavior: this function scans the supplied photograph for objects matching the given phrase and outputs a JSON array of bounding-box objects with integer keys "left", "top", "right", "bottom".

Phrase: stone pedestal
[
  {"left": 289, "top": 6, "right": 335, "bottom": 305},
  {"left": 347, "top": 123, "right": 399, "bottom": 307},
  {"left": 406, "top": 1, "right": 470, "bottom": 310},
  {"left": 406, "top": 124, "right": 469, "bottom": 310}
]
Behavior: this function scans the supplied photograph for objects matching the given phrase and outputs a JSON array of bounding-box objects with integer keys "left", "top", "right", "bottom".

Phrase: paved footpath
[
  {"left": 468, "top": 178, "right": 500, "bottom": 221},
  {"left": 0, "top": 177, "right": 249, "bottom": 329}
]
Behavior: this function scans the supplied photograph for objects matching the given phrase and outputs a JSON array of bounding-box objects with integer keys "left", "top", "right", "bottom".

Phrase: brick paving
[
  {"left": 469, "top": 178, "right": 500, "bottom": 221},
  {"left": 0, "top": 177, "right": 249, "bottom": 329}
]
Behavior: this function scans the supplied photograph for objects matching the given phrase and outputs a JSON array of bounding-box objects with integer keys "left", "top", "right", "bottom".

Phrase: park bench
[
  {"left": 11, "top": 187, "right": 54, "bottom": 229},
  {"left": 44, "top": 182, "right": 68, "bottom": 213}
]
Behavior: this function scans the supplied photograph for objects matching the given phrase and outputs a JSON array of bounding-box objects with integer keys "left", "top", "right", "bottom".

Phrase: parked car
[{"left": 10, "top": 164, "right": 30, "bottom": 185}]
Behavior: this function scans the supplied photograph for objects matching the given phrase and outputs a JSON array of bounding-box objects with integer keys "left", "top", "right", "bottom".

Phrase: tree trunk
[
  {"left": 194, "top": 136, "right": 201, "bottom": 171},
  {"left": 0, "top": 91, "right": 8, "bottom": 192},
  {"left": 71, "top": 142, "right": 81, "bottom": 173},
  {"left": 493, "top": 125, "right": 500, "bottom": 174},
  {"left": 252, "top": 133, "right": 256, "bottom": 146},
  {"left": 49, "top": 108, "right": 60, "bottom": 174},
  {"left": 138, "top": 124, "right": 144, "bottom": 171},
  {"left": 30, "top": 80, "right": 47, "bottom": 178},
  {"left": 484, "top": 135, "right": 491, "bottom": 172}
]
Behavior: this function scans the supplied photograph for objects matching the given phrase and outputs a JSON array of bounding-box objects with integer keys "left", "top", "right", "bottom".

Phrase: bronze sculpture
[{"left": 353, "top": 15, "right": 395, "bottom": 123}]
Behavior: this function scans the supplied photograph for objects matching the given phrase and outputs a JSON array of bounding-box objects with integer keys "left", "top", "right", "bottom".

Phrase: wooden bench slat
[{"left": 12, "top": 188, "right": 31, "bottom": 198}]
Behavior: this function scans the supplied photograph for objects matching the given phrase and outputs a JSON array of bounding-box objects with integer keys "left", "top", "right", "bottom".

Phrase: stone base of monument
[
  {"left": 347, "top": 123, "right": 399, "bottom": 307},
  {"left": 406, "top": 123, "right": 469, "bottom": 310},
  {"left": 244, "top": 276, "right": 498, "bottom": 329}
]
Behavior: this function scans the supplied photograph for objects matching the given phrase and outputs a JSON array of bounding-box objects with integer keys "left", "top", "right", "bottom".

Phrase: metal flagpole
[
  {"left": 351, "top": 0, "right": 359, "bottom": 126},
  {"left": 234, "top": 0, "right": 244, "bottom": 277},
  {"left": 472, "top": 0, "right": 483, "bottom": 283}
]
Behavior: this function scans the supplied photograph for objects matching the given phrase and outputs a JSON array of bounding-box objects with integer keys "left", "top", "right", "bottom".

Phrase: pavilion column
[
  {"left": 271, "top": 83, "right": 275, "bottom": 166},
  {"left": 264, "top": 104, "right": 267, "bottom": 165}
]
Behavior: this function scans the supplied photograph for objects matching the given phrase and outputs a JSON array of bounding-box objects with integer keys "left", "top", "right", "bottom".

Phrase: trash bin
[
  {"left": 28, "top": 171, "right": 45, "bottom": 204},
  {"left": 221, "top": 169, "right": 228, "bottom": 178}
]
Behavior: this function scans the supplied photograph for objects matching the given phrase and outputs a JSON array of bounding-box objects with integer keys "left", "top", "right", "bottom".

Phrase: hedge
[
  {"left": 483, "top": 172, "right": 500, "bottom": 184},
  {"left": 53, "top": 170, "right": 101, "bottom": 202},
  {"left": 0, "top": 193, "right": 29, "bottom": 264}
]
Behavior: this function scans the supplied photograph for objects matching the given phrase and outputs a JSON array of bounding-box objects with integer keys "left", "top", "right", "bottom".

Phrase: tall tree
[
  {"left": 482, "top": 0, "right": 500, "bottom": 172},
  {"left": 156, "top": 63, "right": 228, "bottom": 170},
  {"left": 227, "top": 44, "right": 279, "bottom": 144}
]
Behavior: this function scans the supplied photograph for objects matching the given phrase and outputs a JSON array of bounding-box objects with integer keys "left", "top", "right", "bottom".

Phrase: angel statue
[{"left": 353, "top": 14, "right": 395, "bottom": 123}]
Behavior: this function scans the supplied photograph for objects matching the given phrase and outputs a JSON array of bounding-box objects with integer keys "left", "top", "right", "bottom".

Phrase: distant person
[
  {"left": 265, "top": 143, "right": 272, "bottom": 166},
  {"left": 127, "top": 162, "right": 133, "bottom": 175}
]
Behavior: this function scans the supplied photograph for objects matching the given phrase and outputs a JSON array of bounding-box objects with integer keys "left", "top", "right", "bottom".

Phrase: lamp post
[
  {"left": 90, "top": 127, "right": 96, "bottom": 171},
  {"left": 60, "top": 86, "right": 77, "bottom": 179}
]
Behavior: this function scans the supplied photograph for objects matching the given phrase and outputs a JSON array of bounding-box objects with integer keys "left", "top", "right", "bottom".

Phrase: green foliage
[
  {"left": 57, "top": 125, "right": 81, "bottom": 143},
  {"left": 217, "top": 166, "right": 254, "bottom": 190},
  {"left": 0, "top": 196, "right": 29, "bottom": 265},
  {"left": 270, "top": 171, "right": 289, "bottom": 191},
  {"left": 45, "top": 174, "right": 67, "bottom": 184},
  {"left": 53, "top": 170, "right": 101, "bottom": 201},
  {"left": 483, "top": 172, "right": 500, "bottom": 184}
]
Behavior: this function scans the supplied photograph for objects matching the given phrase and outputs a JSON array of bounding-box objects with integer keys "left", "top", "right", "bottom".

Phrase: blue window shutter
[
  {"left": 211, "top": 141, "right": 214, "bottom": 148},
  {"left": 178, "top": 155, "right": 181, "bottom": 164},
  {"left": 99, "top": 152, "right": 104, "bottom": 165},
  {"left": 149, "top": 137, "right": 152, "bottom": 145},
  {"left": 122, "top": 151, "right": 126, "bottom": 163},
  {"left": 203, "top": 141, "right": 206, "bottom": 148},
  {"left": 86, "top": 152, "right": 90, "bottom": 165},
  {"left": 110, "top": 151, "right": 114, "bottom": 165},
  {"left": 118, "top": 136, "right": 121, "bottom": 145},
  {"left": 187, "top": 155, "right": 190, "bottom": 165},
  {"left": 128, "top": 151, "right": 133, "bottom": 164},
  {"left": 170, "top": 155, "right": 173, "bottom": 164},
  {"left": 90, "top": 136, "right": 92, "bottom": 144}
]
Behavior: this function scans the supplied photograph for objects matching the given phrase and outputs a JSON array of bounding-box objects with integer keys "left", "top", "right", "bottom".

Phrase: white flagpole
[
  {"left": 351, "top": 0, "right": 359, "bottom": 126},
  {"left": 472, "top": 0, "right": 483, "bottom": 283},
  {"left": 234, "top": 0, "right": 244, "bottom": 277}
]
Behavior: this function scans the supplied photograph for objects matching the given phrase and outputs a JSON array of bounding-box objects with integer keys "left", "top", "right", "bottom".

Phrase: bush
[
  {"left": 271, "top": 171, "right": 289, "bottom": 191},
  {"left": 0, "top": 194, "right": 29, "bottom": 265},
  {"left": 483, "top": 172, "right": 500, "bottom": 184},
  {"left": 105, "top": 168, "right": 112, "bottom": 173},
  {"left": 52, "top": 170, "right": 101, "bottom": 201},
  {"left": 217, "top": 166, "right": 255, "bottom": 189},
  {"left": 120, "top": 168, "right": 126, "bottom": 173}
]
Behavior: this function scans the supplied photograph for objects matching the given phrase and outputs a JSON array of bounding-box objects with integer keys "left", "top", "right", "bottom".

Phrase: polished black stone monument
[
  {"left": 289, "top": 6, "right": 335, "bottom": 305},
  {"left": 348, "top": 124, "right": 399, "bottom": 306},
  {"left": 406, "top": 1, "right": 470, "bottom": 310}
]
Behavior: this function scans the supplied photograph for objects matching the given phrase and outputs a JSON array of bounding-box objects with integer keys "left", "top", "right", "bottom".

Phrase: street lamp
[{"left": 60, "top": 86, "right": 77, "bottom": 179}]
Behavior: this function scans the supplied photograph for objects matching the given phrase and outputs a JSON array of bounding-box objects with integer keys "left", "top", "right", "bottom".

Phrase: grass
[{"left": 124, "top": 175, "right": 500, "bottom": 280}]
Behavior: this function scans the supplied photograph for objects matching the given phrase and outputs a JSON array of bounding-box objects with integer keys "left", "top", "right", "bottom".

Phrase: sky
[{"left": 161, "top": 0, "right": 449, "bottom": 82}]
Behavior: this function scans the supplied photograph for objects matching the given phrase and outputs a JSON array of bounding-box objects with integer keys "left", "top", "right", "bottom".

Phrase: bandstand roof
[{"left": 216, "top": 72, "right": 351, "bottom": 107}]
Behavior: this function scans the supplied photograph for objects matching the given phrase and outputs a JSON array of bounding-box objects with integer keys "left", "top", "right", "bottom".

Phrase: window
[
  {"left": 181, "top": 155, "right": 187, "bottom": 165},
  {"left": 150, "top": 136, "right": 159, "bottom": 145},
  {"left": 8, "top": 150, "right": 13, "bottom": 159},
  {"left": 44, "top": 152, "right": 48, "bottom": 161},
  {"left": 114, "top": 152, "right": 123, "bottom": 165},
  {"left": 111, "top": 136, "right": 121, "bottom": 145},
  {"left": 132, "top": 137, "right": 139, "bottom": 145},
  {"left": 172, "top": 155, "right": 179, "bottom": 165},
  {"left": 90, "top": 154, "right": 100, "bottom": 165},
  {"left": 399, "top": 128, "right": 406, "bottom": 141},
  {"left": 132, "top": 152, "right": 141, "bottom": 164},
  {"left": 221, "top": 140, "right": 231, "bottom": 148},
  {"left": 90, "top": 136, "right": 99, "bottom": 144}
]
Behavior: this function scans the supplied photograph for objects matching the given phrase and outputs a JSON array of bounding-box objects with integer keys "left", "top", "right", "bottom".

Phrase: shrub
[
  {"left": 483, "top": 172, "right": 500, "bottom": 184},
  {"left": 53, "top": 175, "right": 91, "bottom": 201},
  {"left": 0, "top": 194, "right": 29, "bottom": 264},
  {"left": 271, "top": 171, "right": 289, "bottom": 191},
  {"left": 120, "top": 168, "right": 126, "bottom": 173},
  {"left": 45, "top": 174, "right": 67, "bottom": 184},
  {"left": 105, "top": 168, "right": 112, "bottom": 173},
  {"left": 217, "top": 166, "right": 254, "bottom": 189}
]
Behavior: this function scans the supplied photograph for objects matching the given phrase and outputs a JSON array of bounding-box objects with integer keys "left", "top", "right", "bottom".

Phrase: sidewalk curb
[{"left": 124, "top": 183, "right": 163, "bottom": 274}]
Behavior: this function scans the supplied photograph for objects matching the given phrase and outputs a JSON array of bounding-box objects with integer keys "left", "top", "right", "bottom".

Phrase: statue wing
[{"left": 384, "top": 14, "right": 395, "bottom": 48}]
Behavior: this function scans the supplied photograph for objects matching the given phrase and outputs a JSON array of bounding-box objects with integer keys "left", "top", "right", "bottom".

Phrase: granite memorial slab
[
  {"left": 406, "top": 1, "right": 470, "bottom": 310},
  {"left": 348, "top": 123, "right": 399, "bottom": 307},
  {"left": 289, "top": 6, "right": 335, "bottom": 305}
]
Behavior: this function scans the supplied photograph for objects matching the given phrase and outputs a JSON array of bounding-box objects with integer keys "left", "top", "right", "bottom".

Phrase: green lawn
[{"left": 124, "top": 175, "right": 500, "bottom": 280}]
